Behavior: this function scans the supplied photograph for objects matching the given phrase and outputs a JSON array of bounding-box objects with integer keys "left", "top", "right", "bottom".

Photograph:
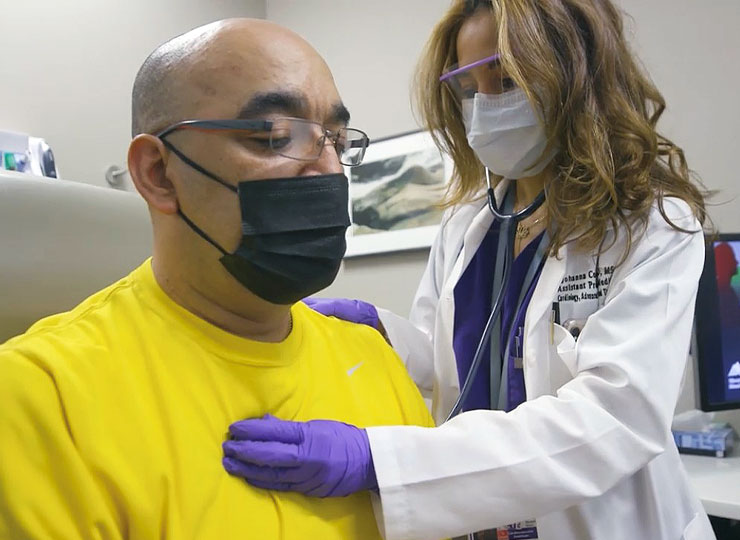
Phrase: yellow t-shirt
[{"left": 0, "top": 260, "right": 433, "bottom": 539}]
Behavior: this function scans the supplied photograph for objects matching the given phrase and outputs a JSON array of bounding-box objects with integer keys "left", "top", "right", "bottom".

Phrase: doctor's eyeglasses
[
  {"left": 439, "top": 53, "right": 517, "bottom": 102},
  {"left": 156, "top": 117, "right": 371, "bottom": 166}
]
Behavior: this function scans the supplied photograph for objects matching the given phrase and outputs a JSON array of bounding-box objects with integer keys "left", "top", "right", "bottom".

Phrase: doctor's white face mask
[{"left": 462, "top": 88, "right": 555, "bottom": 179}]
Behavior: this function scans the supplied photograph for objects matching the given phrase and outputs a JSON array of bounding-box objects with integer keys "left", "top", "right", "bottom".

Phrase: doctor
[{"left": 221, "top": 1, "right": 714, "bottom": 538}]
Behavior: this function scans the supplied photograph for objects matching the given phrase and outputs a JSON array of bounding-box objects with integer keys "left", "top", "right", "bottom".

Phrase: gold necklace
[{"left": 515, "top": 215, "right": 545, "bottom": 239}]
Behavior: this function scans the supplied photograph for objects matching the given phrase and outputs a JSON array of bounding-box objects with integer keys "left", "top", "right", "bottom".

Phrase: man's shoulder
[
  {"left": 294, "top": 302, "right": 415, "bottom": 385},
  {"left": 295, "top": 301, "right": 393, "bottom": 351},
  {"left": 0, "top": 272, "right": 140, "bottom": 373}
]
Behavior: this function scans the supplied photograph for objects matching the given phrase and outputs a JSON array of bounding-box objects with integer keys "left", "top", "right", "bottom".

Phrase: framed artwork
[{"left": 344, "top": 130, "right": 452, "bottom": 257}]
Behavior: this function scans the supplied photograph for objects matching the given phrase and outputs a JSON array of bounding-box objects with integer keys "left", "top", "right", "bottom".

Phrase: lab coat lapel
[{"left": 438, "top": 180, "right": 509, "bottom": 404}]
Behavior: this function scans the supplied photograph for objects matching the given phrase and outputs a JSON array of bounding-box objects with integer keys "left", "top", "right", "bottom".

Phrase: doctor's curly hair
[{"left": 414, "top": 0, "right": 708, "bottom": 257}]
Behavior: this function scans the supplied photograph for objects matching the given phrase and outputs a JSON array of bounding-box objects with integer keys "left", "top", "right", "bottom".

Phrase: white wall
[
  {"left": 0, "top": 0, "right": 265, "bottom": 188},
  {"left": 617, "top": 0, "right": 740, "bottom": 232}
]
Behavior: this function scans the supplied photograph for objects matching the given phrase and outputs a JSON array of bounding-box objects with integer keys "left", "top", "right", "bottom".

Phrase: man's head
[{"left": 128, "top": 19, "right": 361, "bottom": 324}]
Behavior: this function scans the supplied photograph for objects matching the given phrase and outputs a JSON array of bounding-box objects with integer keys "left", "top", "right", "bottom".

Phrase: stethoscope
[{"left": 446, "top": 168, "right": 546, "bottom": 421}]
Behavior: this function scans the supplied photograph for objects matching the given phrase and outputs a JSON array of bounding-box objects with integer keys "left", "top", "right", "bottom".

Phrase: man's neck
[{"left": 151, "top": 258, "right": 292, "bottom": 343}]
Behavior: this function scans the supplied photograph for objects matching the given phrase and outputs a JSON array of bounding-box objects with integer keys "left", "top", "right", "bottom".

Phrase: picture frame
[{"left": 344, "top": 130, "right": 452, "bottom": 257}]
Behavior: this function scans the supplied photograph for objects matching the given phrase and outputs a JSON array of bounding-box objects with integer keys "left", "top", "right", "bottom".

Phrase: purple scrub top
[{"left": 453, "top": 223, "right": 545, "bottom": 412}]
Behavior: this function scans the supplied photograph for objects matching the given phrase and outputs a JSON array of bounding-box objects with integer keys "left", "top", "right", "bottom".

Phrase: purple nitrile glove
[
  {"left": 222, "top": 415, "right": 377, "bottom": 498},
  {"left": 302, "top": 298, "right": 380, "bottom": 329}
]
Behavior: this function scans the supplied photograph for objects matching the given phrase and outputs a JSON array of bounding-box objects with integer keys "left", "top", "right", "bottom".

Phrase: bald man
[{"left": 0, "top": 19, "right": 432, "bottom": 540}]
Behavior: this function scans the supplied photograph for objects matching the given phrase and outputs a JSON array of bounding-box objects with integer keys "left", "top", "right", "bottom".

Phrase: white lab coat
[{"left": 367, "top": 180, "right": 715, "bottom": 540}]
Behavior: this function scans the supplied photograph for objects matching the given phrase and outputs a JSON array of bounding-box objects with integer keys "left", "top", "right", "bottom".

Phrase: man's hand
[{"left": 222, "top": 415, "right": 377, "bottom": 498}]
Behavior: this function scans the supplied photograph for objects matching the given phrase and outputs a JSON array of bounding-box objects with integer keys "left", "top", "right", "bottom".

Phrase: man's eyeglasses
[{"left": 155, "top": 117, "right": 370, "bottom": 167}]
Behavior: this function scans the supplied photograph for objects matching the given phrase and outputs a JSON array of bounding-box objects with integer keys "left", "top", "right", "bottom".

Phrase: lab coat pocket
[{"left": 548, "top": 323, "right": 578, "bottom": 392}]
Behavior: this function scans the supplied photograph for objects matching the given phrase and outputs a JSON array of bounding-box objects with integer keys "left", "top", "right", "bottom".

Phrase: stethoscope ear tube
[
  {"left": 485, "top": 168, "right": 546, "bottom": 222},
  {"left": 445, "top": 169, "right": 546, "bottom": 422}
]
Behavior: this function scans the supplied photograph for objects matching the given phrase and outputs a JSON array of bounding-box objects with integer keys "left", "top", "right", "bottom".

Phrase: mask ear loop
[
  {"left": 157, "top": 137, "right": 234, "bottom": 256},
  {"left": 176, "top": 208, "right": 229, "bottom": 256},
  {"left": 160, "top": 138, "right": 237, "bottom": 193}
]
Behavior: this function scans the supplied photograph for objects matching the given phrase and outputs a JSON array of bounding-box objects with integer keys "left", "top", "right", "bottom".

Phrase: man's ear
[{"left": 128, "top": 135, "right": 178, "bottom": 215}]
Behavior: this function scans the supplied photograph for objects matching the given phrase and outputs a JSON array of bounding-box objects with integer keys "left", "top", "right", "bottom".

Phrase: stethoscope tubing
[
  {"left": 486, "top": 168, "right": 546, "bottom": 222},
  {"left": 446, "top": 235, "right": 512, "bottom": 421},
  {"left": 445, "top": 170, "right": 546, "bottom": 422}
]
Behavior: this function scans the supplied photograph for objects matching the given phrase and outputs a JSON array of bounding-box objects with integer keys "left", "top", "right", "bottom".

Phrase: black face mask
[{"left": 162, "top": 141, "right": 350, "bottom": 305}]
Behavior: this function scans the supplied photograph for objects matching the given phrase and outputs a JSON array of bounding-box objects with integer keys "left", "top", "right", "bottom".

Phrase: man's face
[{"left": 164, "top": 24, "right": 347, "bottom": 256}]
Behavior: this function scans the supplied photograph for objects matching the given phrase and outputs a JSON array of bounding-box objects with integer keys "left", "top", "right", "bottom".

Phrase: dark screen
[{"left": 694, "top": 236, "right": 740, "bottom": 410}]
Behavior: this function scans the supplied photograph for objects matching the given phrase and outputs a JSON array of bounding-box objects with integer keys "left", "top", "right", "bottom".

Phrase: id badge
[
  {"left": 497, "top": 520, "right": 538, "bottom": 539},
  {"left": 461, "top": 520, "right": 538, "bottom": 540}
]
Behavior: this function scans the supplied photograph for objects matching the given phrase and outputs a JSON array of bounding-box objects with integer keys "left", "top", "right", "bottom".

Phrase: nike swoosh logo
[{"left": 347, "top": 362, "right": 363, "bottom": 376}]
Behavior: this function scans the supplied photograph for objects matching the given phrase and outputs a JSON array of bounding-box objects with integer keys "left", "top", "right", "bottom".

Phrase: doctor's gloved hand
[
  {"left": 302, "top": 298, "right": 379, "bottom": 329},
  {"left": 222, "top": 415, "right": 377, "bottom": 498}
]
